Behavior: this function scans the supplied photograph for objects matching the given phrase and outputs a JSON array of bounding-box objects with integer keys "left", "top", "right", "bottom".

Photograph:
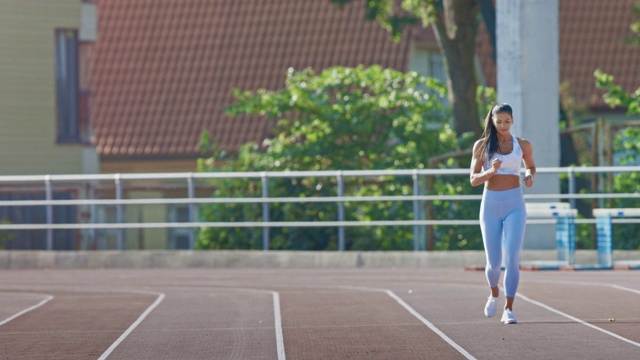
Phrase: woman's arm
[
  {"left": 470, "top": 140, "right": 500, "bottom": 187},
  {"left": 519, "top": 138, "right": 536, "bottom": 188}
]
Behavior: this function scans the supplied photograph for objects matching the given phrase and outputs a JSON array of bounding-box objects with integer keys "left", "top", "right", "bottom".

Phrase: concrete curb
[{"left": 0, "top": 250, "right": 638, "bottom": 269}]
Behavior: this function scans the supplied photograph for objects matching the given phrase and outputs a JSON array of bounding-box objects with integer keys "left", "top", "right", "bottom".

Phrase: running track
[{"left": 1, "top": 268, "right": 639, "bottom": 359}]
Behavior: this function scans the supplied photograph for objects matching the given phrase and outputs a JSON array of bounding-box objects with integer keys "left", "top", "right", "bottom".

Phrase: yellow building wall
[
  {"left": 125, "top": 190, "right": 169, "bottom": 250},
  {"left": 0, "top": 0, "right": 98, "bottom": 176}
]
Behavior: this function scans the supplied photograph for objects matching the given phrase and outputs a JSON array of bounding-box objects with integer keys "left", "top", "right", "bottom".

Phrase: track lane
[
  {"left": 384, "top": 281, "right": 640, "bottom": 360},
  {"left": 102, "top": 288, "right": 280, "bottom": 360},
  {"left": 0, "top": 291, "right": 157, "bottom": 360},
  {"left": 1, "top": 268, "right": 639, "bottom": 359},
  {"left": 279, "top": 288, "right": 468, "bottom": 360}
]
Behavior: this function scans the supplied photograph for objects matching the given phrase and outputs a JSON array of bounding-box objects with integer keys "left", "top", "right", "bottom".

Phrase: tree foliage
[
  {"left": 610, "top": 127, "right": 640, "bottom": 250},
  {"left": 594, "top": 0, "right": 640, "bottom": 115},
  {"left": 594, "top": 70, "right": 640, "bottom": 115},
  {"left": 224, "top": 66, "right": 454, "bottom": 170},
  {"left": 592, "top": 2, "right": 640, "bottom": 249},
  {"left": 331, "top": 0, "right": 483, "bottom": 137},
  {"left": 196, "top": 65, "right": 483, "bottom": 251}
]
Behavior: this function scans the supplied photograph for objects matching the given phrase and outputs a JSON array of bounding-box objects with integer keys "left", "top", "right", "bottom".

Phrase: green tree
[
  {"left": 331, "top": 0, "right": 485, "bottom": 138},
  {"left": 197, "top": 65, "right": 477, "bottom": 251},
  {"left": 608, "top": 127, "right": 640, "bottom": 250},
  {"left": 594, "top": 0, "right": 640, "bottom": 114},
  {"left": 594, "top": 70, "right": 640, "bottom": 115},
  {"left": 593, "top": 76, "right": 640, "bottom": 249},
  {"left": 592, "top": 0, "right": 640, "bottom": 249}
]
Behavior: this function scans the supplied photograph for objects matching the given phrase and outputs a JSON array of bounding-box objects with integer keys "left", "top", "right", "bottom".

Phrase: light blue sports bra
[{"left": 483, "top": 134, "right": 523, "bottom": 175}]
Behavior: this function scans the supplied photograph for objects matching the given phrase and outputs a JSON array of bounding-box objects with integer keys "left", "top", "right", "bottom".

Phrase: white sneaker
[
  {"left": 483, "top": 289, "right": 501, "bottom": 317},
  {"left": 501, "top": 309, "right": 518, "bottom": 324}
]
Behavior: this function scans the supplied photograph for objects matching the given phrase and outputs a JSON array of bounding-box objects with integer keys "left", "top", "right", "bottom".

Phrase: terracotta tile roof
[
  {"left": 559, "top": 0, "right": 640, "bottom": 110},
  {"left": 92, "top": 0, "right": 640, "bottom": 160},
  {"left": 476, "top": 0, "right": 640, "bottom": 111},
  {"left": 92, "top": 0, "right": 412, "bottom": 159}
]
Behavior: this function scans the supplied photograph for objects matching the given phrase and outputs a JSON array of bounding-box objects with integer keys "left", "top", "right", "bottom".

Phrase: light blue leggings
[{"left": 480, "top": 187, "right": 527, "bottom": 298}]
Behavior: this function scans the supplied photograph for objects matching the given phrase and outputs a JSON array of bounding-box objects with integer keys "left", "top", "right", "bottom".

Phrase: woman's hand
[
  {"left": 490, "top": 158, "right": 502, "bottom": 174},
  {"left": 523, "top": 174, "right": 533, "bottom": 187}
]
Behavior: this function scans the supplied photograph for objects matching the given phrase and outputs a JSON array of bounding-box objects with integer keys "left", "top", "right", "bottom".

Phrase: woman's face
[{"left": 492, "top": 112, "right": 513, "bottom": 135}]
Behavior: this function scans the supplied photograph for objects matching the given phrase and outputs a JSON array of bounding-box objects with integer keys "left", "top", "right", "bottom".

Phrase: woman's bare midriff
[{"left": 485, "top": 174, "right": 520, "bottom": 191}]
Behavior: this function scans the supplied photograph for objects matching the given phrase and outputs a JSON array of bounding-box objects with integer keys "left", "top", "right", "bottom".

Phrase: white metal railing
[{"left": 0, "top": 166, "right": 638, "bottom": 251}]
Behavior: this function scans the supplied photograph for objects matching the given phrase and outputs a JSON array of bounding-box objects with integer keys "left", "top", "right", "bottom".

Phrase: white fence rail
[{"left": 0, "top": 166, "right": 638, "bottom": 251}]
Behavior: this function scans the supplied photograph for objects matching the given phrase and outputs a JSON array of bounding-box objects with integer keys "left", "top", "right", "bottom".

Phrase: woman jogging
[{"left": 469, "top": 103, "right": 536, "bottom": 324}]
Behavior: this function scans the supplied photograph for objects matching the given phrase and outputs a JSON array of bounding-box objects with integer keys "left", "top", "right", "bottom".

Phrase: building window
[{"left": 55, "top": 29, "right": 81, "bottom": 143}]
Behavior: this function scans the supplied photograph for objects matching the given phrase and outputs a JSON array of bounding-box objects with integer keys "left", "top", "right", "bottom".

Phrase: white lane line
[
  {"left": 98, "top": 292, "right": 166, "bottom": 360},
  {"left": 206, "top": 288, "right": 286, "bottom": 360},
  {"left": 518, "top": 292, "right": 640, "bottom": 348},
  {"left": 0, "top": 294, "right": 54, "bottom": 327},
  {"left": 339, "top": 286, "right": 475, "bottom": 360},
  {"left": 129, "top": 287, "right": 286, "bottom": 360},
  {"left": 384, "top": 290, "right": 477, "bottom": 360},
  {"left": 271, "top": 291, "right": 286, "bottom": 360},
  {"left": 610, "top": 284, "right": 640, "bottom": 296},
  {"left": 201, "top": 287, "right": 286, "bottom": 360},
  {"left": 531, "top": 279, "right": 640, "bottom": 291}
]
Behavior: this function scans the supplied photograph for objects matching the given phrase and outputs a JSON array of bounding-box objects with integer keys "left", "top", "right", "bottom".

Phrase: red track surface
[{"left": 1, "top": 268, "right": 639, "bottom": 359}]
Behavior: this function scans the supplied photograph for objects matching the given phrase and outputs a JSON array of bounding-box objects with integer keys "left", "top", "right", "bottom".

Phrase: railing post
[
  {"left": 187, "top": 173, "right": 196, "bottom": 250},
  {"left": 115, "top": 174, "right": 124, "bottom": 250},
  {"left": 45, "top": 175, "right": 53, "bottom": 251},
  {"left": 597, "top": 117, "right": 606, "bottom": 210},
  {"left": 261, "top": 173, "right": 269, "bottom": 251},
  {"left": 426, "top": 175, "right": 435, "bottom": 251},
  {"left": 336, "top": 171, "right": 345, "bottom": 252},
  {"left": 412, "top": 170, "right": 419, "bottom": 251},
  {"left": 568, "top": 166, "right": 576, "bottom": 209},
  {"left": 88, "top": 182, "right": 96, "bottom": 250}
]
